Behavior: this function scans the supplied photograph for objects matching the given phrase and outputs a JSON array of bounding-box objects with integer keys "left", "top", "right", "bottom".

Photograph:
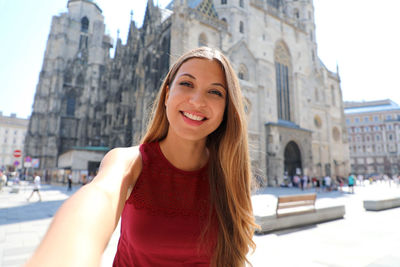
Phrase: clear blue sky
[{"left": 1, "top": 0, "right": 399, "bottom": 119}]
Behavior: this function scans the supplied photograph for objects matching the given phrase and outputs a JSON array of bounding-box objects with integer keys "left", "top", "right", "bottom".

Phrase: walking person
[
  {"left": 348, "top": 173, "right": 355, "bottom": 194},
  {"left": 25, "top": 47, "right": 257, "bottom": 267},
  {"left": 67, "top": 174, "right": 72, "bottom": 191},
  {"left": 27, "top": 172, "right": 42, "bottom": 201}
]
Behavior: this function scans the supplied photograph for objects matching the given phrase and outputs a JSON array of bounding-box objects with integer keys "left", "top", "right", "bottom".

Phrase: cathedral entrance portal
[{"left": 284, "top": 141, "right": 302, "bottom": 177}]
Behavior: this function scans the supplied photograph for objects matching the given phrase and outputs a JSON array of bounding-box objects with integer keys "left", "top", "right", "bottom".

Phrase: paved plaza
[{"left": 1, "top": 181, "right": 400, "bottom": 266}]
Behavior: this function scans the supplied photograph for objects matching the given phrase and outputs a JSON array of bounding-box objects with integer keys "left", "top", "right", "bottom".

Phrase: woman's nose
[{"left": 188, "top": 91, "right": 206, "bottom": 107}]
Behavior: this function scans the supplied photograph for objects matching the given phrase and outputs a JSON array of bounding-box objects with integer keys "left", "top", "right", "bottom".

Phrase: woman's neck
[{"left": 159, "top": 135, "right": 208, "bottom": 171}]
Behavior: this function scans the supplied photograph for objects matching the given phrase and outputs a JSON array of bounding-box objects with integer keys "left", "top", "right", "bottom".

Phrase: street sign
[
  {"left": 25, "top": 156, "right": 32, "bottom": 163},
  {"left": 13, "top": 150, "right": 22, "bottom": 158},
  {"left": 13, "top": 160, "right": 20, "bottom": 166}
]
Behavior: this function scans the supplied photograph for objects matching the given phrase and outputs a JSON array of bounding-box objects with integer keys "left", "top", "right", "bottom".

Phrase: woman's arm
[{"left": 25, "top": 146, "right": 142, "bottom": 267}]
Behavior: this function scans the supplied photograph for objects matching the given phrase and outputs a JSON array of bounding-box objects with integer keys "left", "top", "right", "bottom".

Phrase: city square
[
  {"left": 1, "top": 181, "right": 399, "bottom": 266},
  {"left": 1, "top": 0, "right": 400, "bottom": 266}
]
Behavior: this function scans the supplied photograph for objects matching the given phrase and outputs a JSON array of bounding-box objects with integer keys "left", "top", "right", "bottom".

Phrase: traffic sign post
[{"left": 13, "top": 150, "right": 22, "bottom": 158}]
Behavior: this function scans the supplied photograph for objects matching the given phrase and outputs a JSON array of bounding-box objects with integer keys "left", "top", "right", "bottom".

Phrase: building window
[
  {"left": 66, "top": 95, "right": 76, "bottom": 117},
  {"left": 294, "top": 9, "right": 300, "bottom": 19},
  {"left": 239, "top": 0, "right": 244, "bottom": 8},
  {"left": 275, "top": 42, "right": 291, "bottom": 121},
  {"left": 314, "top": 115, "right": 322, "bottom": 128},
  {"left": 221, "top": 17, "right": 227, "bottom": 23},
  {"left": 376, "top": 135, "right": 381, "bottom": 141},
  {"left": 198, "top": 33, "right": 208, "bottom": 47},
  {"left": 238, "top": 64, "right": 248, "bottom": 81},
  {"left": 332, "top": 127, "right": 340, "bottom": 141},
  {"left": 355, "top": 117, "right": 360, "bottom": 123},
  {"left": 81, "top": 17, "right": 89, "bottom": 33},
  {"left": 373, "top": 116, "right": 379, "bottom": 122},
  {"left": 364, "top": 117, "right": 369, "bottom": 122},
  {"left": 221, "top": 0, "right": 227, "bottom": 4},
  {"left": 386, "top": 114, "right": 392, "bottom": 120},
  {"left": 239, "top": 21, "right": 244, "bottom": 33},
  {"left": 346, "top": 119, "right": 350, "bottom": 125}
]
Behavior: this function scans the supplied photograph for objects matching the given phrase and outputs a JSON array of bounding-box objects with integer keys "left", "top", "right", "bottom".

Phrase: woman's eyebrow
[
  {"left": 211, "top": 83, "right": 226, "bottom": 90},
  {"left": 177, "top": 73, "right": 196, "bottom": 79}
]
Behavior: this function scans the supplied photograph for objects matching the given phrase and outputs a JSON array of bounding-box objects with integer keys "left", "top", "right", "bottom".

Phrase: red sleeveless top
[{"left": 113, "top": 142, "right": 218, "bottom": 266}]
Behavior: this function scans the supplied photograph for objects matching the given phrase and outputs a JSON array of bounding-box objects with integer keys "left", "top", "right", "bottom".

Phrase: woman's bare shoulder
[
  {"left": 95, "top": 146, "right": 142, "bottom": 190},
  {"left": 100, "top": 146, "right": 141, "bottom": 169}
]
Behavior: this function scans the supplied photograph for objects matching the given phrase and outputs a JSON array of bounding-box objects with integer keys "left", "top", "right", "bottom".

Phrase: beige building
[
  {"left": 26, "top": 0, "right": 350, "bottom": 185},
  {"left": 344, "top": 99, "right": 400, "bottom": 176},
  {"left": 0, "top": 112, "right": 29, "bottom": 171}
]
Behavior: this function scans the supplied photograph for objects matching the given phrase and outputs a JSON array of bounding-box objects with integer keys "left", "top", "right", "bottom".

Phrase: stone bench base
[
  {"left": 363, "top": 197, "right": 400, "bottom": 211},
  {"left": 255, "top": 205, "right": 345, "bottom": 234}
]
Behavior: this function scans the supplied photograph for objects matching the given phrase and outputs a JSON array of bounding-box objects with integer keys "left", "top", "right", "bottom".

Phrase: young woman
[{"left": 25, "top": 47, "right": 257, "bottom": 267}]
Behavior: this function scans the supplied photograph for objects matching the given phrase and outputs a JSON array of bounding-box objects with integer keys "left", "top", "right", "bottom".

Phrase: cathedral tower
[{"left": 25, "top": 0, "right": 112, "bottom": 169}]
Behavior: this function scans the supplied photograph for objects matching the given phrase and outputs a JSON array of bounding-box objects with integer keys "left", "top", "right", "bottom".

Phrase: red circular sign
[{"left": 13, "top": 150, "right": 22, "bottom": 158}]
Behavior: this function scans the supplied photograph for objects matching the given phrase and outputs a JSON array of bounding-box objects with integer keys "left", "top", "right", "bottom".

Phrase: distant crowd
[{"left": 278, "top": 173, "right": 400, "bottom": 193}]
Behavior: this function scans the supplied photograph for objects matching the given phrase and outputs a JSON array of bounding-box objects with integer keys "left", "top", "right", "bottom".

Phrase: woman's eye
[
  {"left": 209, "top": 90, "right": 223, "bottom": 97},
  {"left": 179, "top": 81, "right": 192, "bottom": 87}
]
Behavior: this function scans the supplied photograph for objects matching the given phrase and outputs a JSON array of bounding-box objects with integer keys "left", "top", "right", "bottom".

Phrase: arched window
[
  {"left": 198, "top": 33, "right": 208, "bottom": 47},
  {"left": 238, "top": 64, "right": 248, "bottom": 81},
  {"left": 294, "top": 9, "right": 300, "bottom": 19},
  {"left": 81, "top": 17, "right": 89, "bottom": 33},
  {"left": 275, "top": 42, "right": 292, "bottom": 121},
  {"left": 66, "top": 93, "right": 76, "bottom": 116},
  {"left": 221, "top": 0, "right": 227, "bottom": 4},
  {"left": 64, "top": 70, "right": 73, "bottom": 85},
  {"left": 314, "top": 115, "right": 322, "bottom": 129},
  {"left": 239, "top": 0, "right": 244, "bottom": 8},
  {"left": 221, "top": 17, "right": 227, "bottom": 23},
  {"left": 239, "top": 21, "right": 244, "bottom": 33},
  {"left": 76, "top": 73, "right": 85, "bottom": 87}
]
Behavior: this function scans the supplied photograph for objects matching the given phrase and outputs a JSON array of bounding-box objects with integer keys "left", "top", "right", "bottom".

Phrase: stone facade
[
  {"left": 344, "top": 100, "right": 400, "bottom": 176},
  {"left": 26, "top": 0, "right": 350, "bottom": 185},
  {"left": 0, "top": 113, "right": 29, "bottom": 171}
]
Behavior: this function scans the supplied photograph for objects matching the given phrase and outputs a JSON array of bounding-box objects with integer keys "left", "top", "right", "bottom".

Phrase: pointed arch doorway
[{"left": 284, "top": 141, "right": 302, "bottom": 177}]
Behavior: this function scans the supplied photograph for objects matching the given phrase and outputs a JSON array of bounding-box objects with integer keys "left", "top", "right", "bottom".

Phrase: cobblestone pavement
[{"left": 1, "top": 182, "right": 399, "bottom": 266}]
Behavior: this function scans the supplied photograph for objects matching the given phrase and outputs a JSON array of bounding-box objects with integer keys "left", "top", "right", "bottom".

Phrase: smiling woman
[{"left": 25, "top": 47, "right": 257, "bottom": 267}]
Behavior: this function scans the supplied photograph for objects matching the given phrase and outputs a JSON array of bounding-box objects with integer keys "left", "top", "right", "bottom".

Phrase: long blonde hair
[{"left": 141, "top": 47, "right": 257, "bottom": 266}]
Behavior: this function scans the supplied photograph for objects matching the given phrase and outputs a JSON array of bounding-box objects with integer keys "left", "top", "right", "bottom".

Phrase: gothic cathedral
[{"left": 25, "top": 0, "right": 350, "bottom": 185}]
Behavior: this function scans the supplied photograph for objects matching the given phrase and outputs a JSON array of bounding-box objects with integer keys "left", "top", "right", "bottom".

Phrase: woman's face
[{"left": 165, "top": 58, "right": 227, "bottom": 143}]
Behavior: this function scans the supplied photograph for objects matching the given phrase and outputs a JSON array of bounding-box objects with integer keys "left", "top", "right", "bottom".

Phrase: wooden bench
[{"left": 276, "top": 193, "right": 316, "bottom": 217}]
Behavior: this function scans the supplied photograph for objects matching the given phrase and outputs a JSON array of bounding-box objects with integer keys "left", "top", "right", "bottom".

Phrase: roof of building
[
  {"left": 71, "top": 146, "right": 110, "bottom": 152},
  {"left": 344, "top": 99, "right": 400, "bottom": 115},
  {"left": 166, "top": 0, "right": 218, "bottom": 19}
]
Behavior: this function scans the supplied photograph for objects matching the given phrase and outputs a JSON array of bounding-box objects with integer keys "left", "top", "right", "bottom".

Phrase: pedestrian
[
  {"left": 67, "top": 174, "right": 72, "bottom": 191},
  {"left": 301, "top": 174, "right": 308, "bottom": 190},
  {"left": 324, "top": 175, "right": 331, "bottom": 192},
  {"left": 27, "top": 172, "right": 42, "bottom": 201},
  {"left": 338, "top": 176, "right": 344, "bottom": 192},
  {"left": 25, "top": 47, "right": 257, "bottom": 266},
  {"left": 0, "top": 170, "right": 6, "bottom": 191},
  {"left": 348, "top": 173, "right": 355, "bottom": 194}
]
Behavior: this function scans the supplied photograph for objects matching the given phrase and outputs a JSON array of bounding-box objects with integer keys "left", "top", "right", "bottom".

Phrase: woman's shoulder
[{"left": 100, "top": 146, "right": 142, "bottom": 176}]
